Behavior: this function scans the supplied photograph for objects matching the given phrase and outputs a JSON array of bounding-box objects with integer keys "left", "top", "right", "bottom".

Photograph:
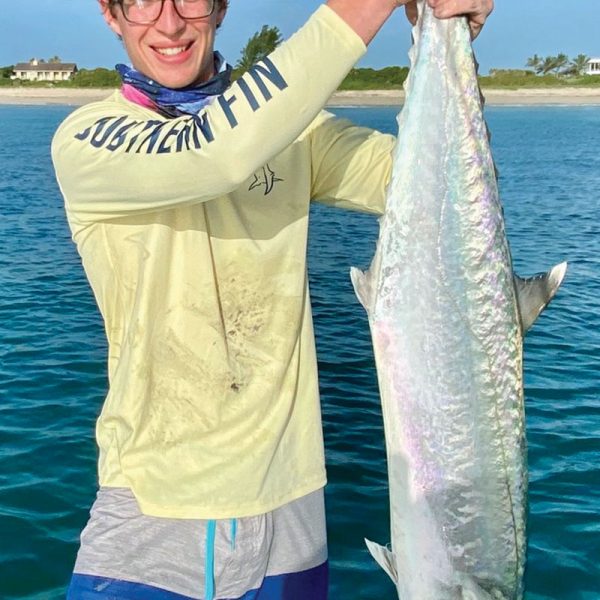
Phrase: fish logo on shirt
[{"left": 249, "top": 164, "right": 283, "bottom": 196}]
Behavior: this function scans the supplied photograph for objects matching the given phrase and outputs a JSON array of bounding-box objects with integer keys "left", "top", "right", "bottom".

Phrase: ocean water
[{"left": 0, "top": 104, "right": 598, "bottom": 600}]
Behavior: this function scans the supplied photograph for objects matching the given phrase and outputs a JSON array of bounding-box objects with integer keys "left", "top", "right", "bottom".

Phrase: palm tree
[
  {"left": 48, "top": 55, "right": 62, "bottom": 64},
  {"left": 235, "top": 26, "right": 283, "bottom": 75},
  {"left": 540, "top": 56, "right": 558, "bottom": 75},
  {"left": 553, "top": 53, "right": 569, "bottom": 75},
  {"left": 570, "top": 54, "right": 590, "bottom": 76},
  {"left": 526, "top": 54, "right": 542, "bottom": 74}
]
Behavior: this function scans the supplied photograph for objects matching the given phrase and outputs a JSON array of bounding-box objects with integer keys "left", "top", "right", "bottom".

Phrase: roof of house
[
  {"left": 14, "top": 62, "right": 77, "bottom": 72},
  {"left": 586, "top": 58, "right": 600, "bottom": 63}
]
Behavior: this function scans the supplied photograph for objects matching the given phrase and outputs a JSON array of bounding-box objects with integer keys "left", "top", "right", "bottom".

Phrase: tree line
[
  {"left": 525, "top": 54, "right": 590, "bottom": 77},
  {"left": 0, "top": 65, "right": 120, "bottom": 87},
  {"left": 28, "top": 55, "right": 64, "bottom": 64},
  {"left": 1, "top": 29, "right": 597, "bottom": 89}
]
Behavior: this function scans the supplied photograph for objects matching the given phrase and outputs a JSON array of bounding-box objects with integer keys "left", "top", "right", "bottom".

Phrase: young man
[{"left": 53, "top": 0, "right": 493, "bottom": 598}]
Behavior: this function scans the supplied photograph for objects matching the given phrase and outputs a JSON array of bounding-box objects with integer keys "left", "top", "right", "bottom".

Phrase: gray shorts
[{"left": 67, "top": 487, "right": 328, "bottom": 600}]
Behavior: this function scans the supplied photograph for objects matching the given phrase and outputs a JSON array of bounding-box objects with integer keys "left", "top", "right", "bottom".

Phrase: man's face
[{"left": 101, "top": 0, "right": 227, "bottom": 88}]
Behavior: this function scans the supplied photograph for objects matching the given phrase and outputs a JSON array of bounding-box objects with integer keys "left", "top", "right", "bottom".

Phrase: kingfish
[{"left": 350, "top": 2, "right": 566, "bottom": 598}]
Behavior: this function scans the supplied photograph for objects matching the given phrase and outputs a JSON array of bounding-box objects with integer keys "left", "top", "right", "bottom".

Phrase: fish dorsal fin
[
  {"left": 515, "top": 262, "right": 567, "bottom": 334},
  {"left": 365, "top": 538, "right": 398, "bottom": 584}
]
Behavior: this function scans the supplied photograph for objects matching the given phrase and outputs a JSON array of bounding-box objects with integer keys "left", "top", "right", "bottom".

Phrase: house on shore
[
  {"left": 12, "top": 59, "right": 78, "bottom": 82},
  {"left": 586, "top": 58, "right": 600, "bottom": 76}
]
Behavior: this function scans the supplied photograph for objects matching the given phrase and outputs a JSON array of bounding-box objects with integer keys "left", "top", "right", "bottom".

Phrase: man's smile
[{"left": 151, "top": 41, "right": 195, "bottom": 59}]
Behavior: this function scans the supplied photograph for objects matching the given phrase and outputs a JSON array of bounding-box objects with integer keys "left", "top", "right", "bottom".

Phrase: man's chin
[{"left": 151, "top": 74, "right": 198, "bottom": 89}]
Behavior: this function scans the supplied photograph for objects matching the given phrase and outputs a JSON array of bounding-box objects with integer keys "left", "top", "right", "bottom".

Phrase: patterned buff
[{"left": 116, "top": 52, "right": 232, "bottom": 118}]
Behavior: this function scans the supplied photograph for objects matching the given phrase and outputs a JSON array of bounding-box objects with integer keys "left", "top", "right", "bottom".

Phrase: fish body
[{"left": 351, "top": 3, "right": 565, "bottom": 598}]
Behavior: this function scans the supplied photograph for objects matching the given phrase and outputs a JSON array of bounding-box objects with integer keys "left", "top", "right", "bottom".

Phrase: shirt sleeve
[
  {"left": 309, "top": 111, "right": 395, "bottom": 216},
  {"left": 52, "top": 6, "right": 366, "bottom": 224}
]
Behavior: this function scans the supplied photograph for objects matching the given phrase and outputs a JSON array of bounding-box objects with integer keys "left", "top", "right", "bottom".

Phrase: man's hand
[
  {"left": 327, "top": 0, "right": 412, "bottom": 45},
  {"left": 326, "top": 0, "right": 492, "bottom": 46},
  {"left": 405, "top": 0, "right": 494, "bottom": 39}
]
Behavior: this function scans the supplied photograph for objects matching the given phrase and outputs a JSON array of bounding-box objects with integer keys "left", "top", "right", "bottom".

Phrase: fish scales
[{"left": 349, "top": 2, "right": 548, "bottom": 598}]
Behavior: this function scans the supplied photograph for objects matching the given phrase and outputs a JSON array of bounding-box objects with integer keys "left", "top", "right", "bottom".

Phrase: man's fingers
[
  {"left": 405, "top": 1, "right": 418, "bottom": 25},
  {"left": 469, "top": 21, "right": 483, "bottom": 39},
  {"left": 401, "top": 0, "right": 493, "bottom": 41},
  {"left": 430, "top": 0, "right": 493, "bottom": 19},
  {"left": 426, "top": 0, "right": 493, "bottom": 39}
]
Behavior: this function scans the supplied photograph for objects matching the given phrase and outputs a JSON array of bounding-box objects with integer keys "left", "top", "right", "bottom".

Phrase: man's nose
[{"left": 155, "top": 0, "right": 186, "bottom": 35}]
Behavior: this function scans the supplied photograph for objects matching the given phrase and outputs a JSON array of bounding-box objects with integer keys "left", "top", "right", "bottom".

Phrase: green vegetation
[
  {"left": 3, "top": 46, "right": 599, "bottom": 91},
  {"left": 526, "top": 53, "right": 590, "bottom": 76},
  {"left": 480, "top": 71, "right": 600, "bottom": 89},
  {"left": 0, "top": 67, "right": 120, "bottom": 88},
  {"left": 234, "top": 25, "right": 282, "bottom": 77},
  {"left": 476, "top": 54, "right": 600, "bottom": 88},
  {"left": 481, "top": 69, "right": 562, "bottom": 88},
  {"left": 339, "top": 66, "right": 409, "bottom": 90},
  {"left": 337, "top": 66, "right": 600, "bottom": 91},
  {"left": 68, "top": 68, "right": 121, "bottom": 87},
  {"left": 229, "top": 26, "right": 409, "bottom": 89},
  {"left": 338, "top": 52, "right": 600, "bottom": 90}
]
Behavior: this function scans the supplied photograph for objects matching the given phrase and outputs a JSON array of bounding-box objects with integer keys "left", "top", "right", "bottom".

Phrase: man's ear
[
  {"left": 216, "top": 4, "right": 227, "bottom": 29},
  {"left": 99, "top": 0, "right": 124, "bottom": 37}
]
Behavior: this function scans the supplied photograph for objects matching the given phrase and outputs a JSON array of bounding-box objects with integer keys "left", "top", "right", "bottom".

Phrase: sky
[{"left": 1, "top": 0, "right": 599, "bottom": 75}]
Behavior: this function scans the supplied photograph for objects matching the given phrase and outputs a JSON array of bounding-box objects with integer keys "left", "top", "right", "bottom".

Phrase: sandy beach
[
  {"left": 1, "top": 86, "right": 600, "bottom": 107},
  {"left": 329, "top": 87, "right": 600, "bottom": 106},
  {"left": 0, "top": 87, "right": 114, "bottom": 106}
]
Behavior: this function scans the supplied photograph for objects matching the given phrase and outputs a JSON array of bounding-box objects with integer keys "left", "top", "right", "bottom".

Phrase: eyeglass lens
[{"left": 122, "top": 0, "right": 215, "bottom": 24}]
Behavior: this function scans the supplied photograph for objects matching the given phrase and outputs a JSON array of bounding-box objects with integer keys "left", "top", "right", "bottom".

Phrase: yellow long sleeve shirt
[{"left": 52, "top": 5, "right": 395, "bottom": 518}]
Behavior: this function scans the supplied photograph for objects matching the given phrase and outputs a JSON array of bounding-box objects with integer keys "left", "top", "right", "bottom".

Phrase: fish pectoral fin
[
  {"left": 515, "top": 261, "right": 567, "bottom": 334},
  {"left": 350, "top": 267, "right": 372, "bottom": 312},
  {"left": 365, "top": 538, "right": 398, "bottom": 584}
]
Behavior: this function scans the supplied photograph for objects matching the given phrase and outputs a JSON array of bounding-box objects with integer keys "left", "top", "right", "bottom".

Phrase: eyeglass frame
[{"left": 111, "top": 0, "right": 217, "bottom": 25}]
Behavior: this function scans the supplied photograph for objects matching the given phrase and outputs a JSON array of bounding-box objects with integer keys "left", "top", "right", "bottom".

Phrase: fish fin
[
  {"left": 350, "top": 267, "right": 372, "bottom": 312},
  {"left": 365, "top": 538, "right": 398, "bottom": 584},
  {"left": 515, "top": 261, "right": 567, "bottom": 334},
  {"left": 456, "top": 575, "right": 496, "bottom": 600}
]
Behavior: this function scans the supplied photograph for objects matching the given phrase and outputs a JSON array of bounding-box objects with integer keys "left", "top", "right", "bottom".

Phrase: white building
[
  {"left": 585, "top": 58, "right": 600, "bottom": 76},
  {"left": 12, "top": 59, "right": 77, "bottom": 82}
]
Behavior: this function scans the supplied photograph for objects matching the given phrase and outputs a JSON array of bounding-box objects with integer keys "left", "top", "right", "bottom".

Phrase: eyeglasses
[{"left": 117, "top": 0, "right": 216, "bottom": 25}]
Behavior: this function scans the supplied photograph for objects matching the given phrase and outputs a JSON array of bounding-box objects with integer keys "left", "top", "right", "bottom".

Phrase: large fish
[{"left": 350, "top": 2, "right": 566, "bottom": 598}]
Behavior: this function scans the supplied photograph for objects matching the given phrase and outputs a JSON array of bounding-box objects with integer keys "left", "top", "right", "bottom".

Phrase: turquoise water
[{"left": 0, "top": 104, "right": 599, "bottom": 599}]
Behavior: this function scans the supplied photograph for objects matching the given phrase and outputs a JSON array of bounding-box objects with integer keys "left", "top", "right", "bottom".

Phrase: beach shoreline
[{"left": 1, "top": 86, "right": 600, "bottom": 107}]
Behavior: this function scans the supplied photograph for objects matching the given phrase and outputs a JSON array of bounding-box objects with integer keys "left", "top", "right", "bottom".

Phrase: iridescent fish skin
[{"left": 351, "top": 2, "right": 565, "bottom": 599}]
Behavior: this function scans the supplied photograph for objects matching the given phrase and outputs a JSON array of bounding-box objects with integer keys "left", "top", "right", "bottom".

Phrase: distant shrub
[
  {"left": 479, "top": 72, "right": 567, "bottom": 88},
  {"left": 573, "top": 74, "right": 600, "bottom": 86},
  {"left": 339, "top": 66, "right": 409, "bottom": 90},
  {"left": 68, "top": 68, "right": 120, "bottom": 88},
  {"left": 0, "top": 79, "right": 40, "bottom": 87},
  {"left": 1, "top": 65, "right": 14, "bottom": 79},
  {"left": 488, "top": 69, "right": 536, "bottom": 78}
]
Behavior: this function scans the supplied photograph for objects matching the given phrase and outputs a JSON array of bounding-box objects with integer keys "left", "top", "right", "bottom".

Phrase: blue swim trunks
[{"left": 67, "top": 488, "right": 328, "bottom": 600}]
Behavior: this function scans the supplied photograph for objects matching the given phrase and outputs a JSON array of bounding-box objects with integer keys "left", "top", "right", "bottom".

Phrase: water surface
[{"left": 0, "top": 105, "right": 598, "bottom": 599}]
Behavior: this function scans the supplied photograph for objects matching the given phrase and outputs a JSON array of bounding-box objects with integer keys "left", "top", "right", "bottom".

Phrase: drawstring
[
  {"left": 205, "top": 520, "right": 217, "bottom": 600},
  {"left": 230, "top": 518, "right": 237, "bottom": 551},
  {"left": 204, "top": 519, "right": 238, "bottom": 600}
]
